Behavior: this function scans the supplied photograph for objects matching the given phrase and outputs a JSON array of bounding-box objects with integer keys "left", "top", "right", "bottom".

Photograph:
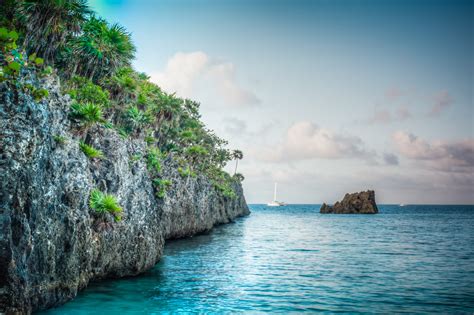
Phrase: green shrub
[
  {"left": 0, "top": 27, "right": 19, "bottom": 52},
  {"left": 33, "top": 88, "right": 49, "bottom": 101},
  {"left": 67, "top": 17, "right": 135, "bottom": 81},
  {"left": 40, "top": 65, "right": 53, "bottom": 77},
  {"left": 102, "top": 121, "right": 114, "bottom": 129},
  {"left": 105, "top": 66, "right": 138, "bottom": 97},
  {"left": 79, "top": 141, "right": 104, "bottom": 159},
  {"left": 67, "top": 76, "right": 110, "bottom": 107},
  {"left": 130, "top": 154, "right": 141, "bottom": 162},
  {"left": 147, "top": 147, "right": 162, "bottom": 173},
  {"left": 178, "top": 165, "right": 196, "bottom": 178},
  {"left": 89, "top": 189, "right": 122, "bottom": 222},
  {"left": 0, "top": 27, "right": 23, "bottom": 78},
  {"left": 125, "top": 105, "right": 150, "bottom": 133},
  {"left": 28, "top": 53, "right": 44, "bottom": 67},
  {"left": 152, "top": 178, "right": 172, "bottom": 198},
  {"left": 70, "top": 102, "right": 104, "bottom": 126},
  {"left": 18, "top": 0, "right": 92, "bottom": 64},
  {"left": 22, "top": 84, "right": 49, "bottom": 101},
  {"left": 233, "top": 173, "right": 245, "bottom": 182},
  {"left": 213, "top": 181, "right": 237, "bottom": 199},
  {"left": 185, "top": 145, "right": 208, "bottom": 156},
  {"left": 116, "top": 126, "right": 130, "bottom": 139},
  {"left": 53, "top": 135, "right": 67, "bottom": 145},
  {"left": 129, "top": 153, "right": 141, "bottom": 167}
]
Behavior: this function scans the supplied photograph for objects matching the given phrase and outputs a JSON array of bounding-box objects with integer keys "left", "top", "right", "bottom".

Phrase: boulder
[{"left": 320, "top": 190, "right": 378, "bottom": 214}]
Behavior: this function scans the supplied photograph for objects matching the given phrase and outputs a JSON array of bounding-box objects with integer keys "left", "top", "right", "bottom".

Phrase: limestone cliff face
[
  {"left": 320, "top": 190, "right": 378, "bottom": 214},
  {"left": 0, "top": 73, "right": 249, "bottom": 314}
]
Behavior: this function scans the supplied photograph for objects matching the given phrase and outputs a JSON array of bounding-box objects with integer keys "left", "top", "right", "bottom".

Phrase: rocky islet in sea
[{"left": 320, "top": 190, "right": 378, "bottom": 214}]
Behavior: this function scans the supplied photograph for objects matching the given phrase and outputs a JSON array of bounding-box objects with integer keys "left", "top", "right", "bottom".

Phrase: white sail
[
  {"left": 274, "top": 182, "right": 277, "bottom": 201},
  {"left": 267, "top": 182, "right": 286, "bottom": 206}
]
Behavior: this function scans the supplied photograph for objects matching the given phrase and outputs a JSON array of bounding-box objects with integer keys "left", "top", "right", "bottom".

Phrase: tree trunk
[{"left": 234, "top": 159, "right": 239, "bottom": 175}]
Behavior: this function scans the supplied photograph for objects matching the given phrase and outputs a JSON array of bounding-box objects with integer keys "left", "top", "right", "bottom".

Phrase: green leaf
[
  {"left": 79, "top": 141, "right": 104, "bottom": 159},
  {"left": 8, "top": 61, "right": 21, "bottom": 72},
  {"left": 34, "top": 57, "right": 44, "bottom": 66},
  {"left": 8, "top": 30, "right": 18, "bottom": 41},
  {"left": 33, "top": 88, "right": 49, "bottom": 101},
  {"left": 0, "top": 27, "right": 8, "bottom": 39},
  {"left": 29, "top": 53, "right": 37, "bottom": 62}
]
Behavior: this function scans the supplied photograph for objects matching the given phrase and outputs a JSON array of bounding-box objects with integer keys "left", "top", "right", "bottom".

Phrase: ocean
[{"left": 40, "top": 204, "right": 474, "bottom": 314}]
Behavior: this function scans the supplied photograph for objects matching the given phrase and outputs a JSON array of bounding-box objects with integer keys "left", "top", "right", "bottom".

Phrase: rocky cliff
[
  {"left": 320, "top": 190, "right": 378, "bottom": 214},
  {"left": 0, "top": 73, "right": 250, "bottom": 314}
]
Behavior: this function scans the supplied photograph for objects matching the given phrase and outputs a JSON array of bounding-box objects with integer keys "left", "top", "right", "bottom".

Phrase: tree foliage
[
  {"left": 2, "top": 2, "right": 245, "bottom": 200},
  {"left": 67, "top": 16, "right": 135, "bottom": 80},
  {"left": 18, "top": 0, "right": 92, "bottom": 63}
]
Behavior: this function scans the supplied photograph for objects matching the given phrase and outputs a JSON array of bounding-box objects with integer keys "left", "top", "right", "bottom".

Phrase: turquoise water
[{"left": 41, "top": 205, "right": 474, "bottom": 314}]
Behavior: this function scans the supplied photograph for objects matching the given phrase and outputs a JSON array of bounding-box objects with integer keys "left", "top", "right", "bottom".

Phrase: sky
[{"left": 90, "top": 0, "right": 474, "bottom": 204}]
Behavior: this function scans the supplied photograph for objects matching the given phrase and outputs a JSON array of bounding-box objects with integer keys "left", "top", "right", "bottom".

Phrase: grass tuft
[
  {"left": 79, "top": 141, "right": 104, "bottom": 159},
  {"left": 89, "top": 189, "right": 122, "bottom": 222}
]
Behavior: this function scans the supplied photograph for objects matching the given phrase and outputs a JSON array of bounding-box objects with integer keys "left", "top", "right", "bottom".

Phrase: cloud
[
  {"left": 368, "top": 109, "right": 392, "bottom": 124},
  {"left": 367, "top": 106, "right": 412, "bottom": 124},
  {"left": 258, "top": 121, "right": 373, "bottom": 162},
  {"left": 366, "top": 88, "right": 454, "bottom": 124},
  {"left": 428, "top": 90, "right": 453, "bottom": 116},
  {"left": 384, "top": 87, "right": 404, "bottom": 102},
  {"left": 383, "top": 153, "right": 399, "bottom": 165},
  {"left": 151, "top": 51, "right": 208, "bottom": 97},
  {"left": 150, "top": 51, "right": 260, "bottom": 106},
  {"left": 206, "top": 62, "right": 260, "bottom": 105},
  {"left": 223, "top": 117, "right": 247, "bottom": 135},
  {"left": 396, "top": 106, "right": 411, "bottom": 120},
  {"left": 392, "top": 131, "right": 474, "bottom": 172}
]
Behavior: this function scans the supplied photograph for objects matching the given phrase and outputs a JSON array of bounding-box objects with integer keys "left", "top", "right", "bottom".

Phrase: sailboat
[{"left": 267, "top": 182, "right": 287, "bottom": 207}]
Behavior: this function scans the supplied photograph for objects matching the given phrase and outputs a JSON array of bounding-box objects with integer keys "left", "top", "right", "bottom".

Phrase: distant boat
[
  {"left": 267, "top": 182, "right": 286, "bottom": 206},
  {"left": 400, "top": 203, "right": 405, "bottom": 207}
]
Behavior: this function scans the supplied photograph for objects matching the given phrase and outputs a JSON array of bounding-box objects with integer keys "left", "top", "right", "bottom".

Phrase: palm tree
[
  {"left": 232, "top": 150, "right": 243, "bottom": 175},
  {"left": 18, "top": 0, "right": 92, "bottom": 63},
  {"left": 70, "top": 16, "right": 135, "bottom": 81}
]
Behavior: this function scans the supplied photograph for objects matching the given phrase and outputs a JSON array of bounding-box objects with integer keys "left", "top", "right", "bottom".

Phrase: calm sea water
[{"left": 41, "top": 205, "right": 474, "bottom": 314}]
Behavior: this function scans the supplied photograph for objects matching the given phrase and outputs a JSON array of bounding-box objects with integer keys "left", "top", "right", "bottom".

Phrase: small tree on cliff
[
  {"left": 68, "top": 16, "right": 135, "bottom": 81},
  {"left": 18, "top": 0, "right": 92, "bottom": 63},
  {"left": 232, "top": 149, "right": 243, "bottom": 175}
]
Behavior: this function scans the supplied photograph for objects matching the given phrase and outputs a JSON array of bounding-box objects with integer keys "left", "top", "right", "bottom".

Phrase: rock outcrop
[
  {"left": 320, "top": 190, "right": 378, "bottom": 214},
  {"left": 0, "top": 73, "right": 250, "bottom": 313}
]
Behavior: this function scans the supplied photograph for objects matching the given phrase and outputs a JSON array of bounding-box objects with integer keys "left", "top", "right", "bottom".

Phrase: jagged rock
[
  {"left": 0, "top": 72, "right": 250, "bottom": 313},
  {"left": 320, "top": 190, "right": 378, "bottom": 214}
]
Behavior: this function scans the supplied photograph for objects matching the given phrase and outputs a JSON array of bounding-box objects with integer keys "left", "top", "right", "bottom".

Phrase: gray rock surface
[
  {"left": 320, "top": 190, "right": 378, "bottom": 214},
  {"left": 0, "top": 72, "right": 249, "bottom": 314}
]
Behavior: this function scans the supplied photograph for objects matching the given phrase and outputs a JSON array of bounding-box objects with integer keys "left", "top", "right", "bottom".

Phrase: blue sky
[{"left": 90, "top": 0, "right": 473, "bottom": 204}]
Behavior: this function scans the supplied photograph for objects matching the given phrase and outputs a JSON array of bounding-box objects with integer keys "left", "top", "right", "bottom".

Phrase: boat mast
[{"left": 274, "top": 182, "right": 277, "bottom": 201}]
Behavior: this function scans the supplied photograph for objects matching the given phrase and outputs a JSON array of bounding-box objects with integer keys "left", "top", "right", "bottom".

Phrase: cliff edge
[{"left": 0, "top": 73, "right": 249, "bottom": 314}]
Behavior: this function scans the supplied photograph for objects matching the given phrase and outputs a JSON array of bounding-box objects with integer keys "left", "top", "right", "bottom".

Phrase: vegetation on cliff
[{"left": 0, "top": 0, "right": 244, "bottom": 202}]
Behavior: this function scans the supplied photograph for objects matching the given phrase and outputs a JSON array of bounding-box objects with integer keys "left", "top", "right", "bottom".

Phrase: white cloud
[
  {"left": 151, "top": 51, "right": 208, "bottom": 97},
  {"left": 257, "top": 121, "right": 373, "bottom": 162},
  {"left": 392, "top": 131, "right": 474, "bottom": 172},
  {"left": 428, "top": 90, "right": 453, "bottom": 116},
  {"left": 150, "top": 51, "right": 260, "bottom": 106}
]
